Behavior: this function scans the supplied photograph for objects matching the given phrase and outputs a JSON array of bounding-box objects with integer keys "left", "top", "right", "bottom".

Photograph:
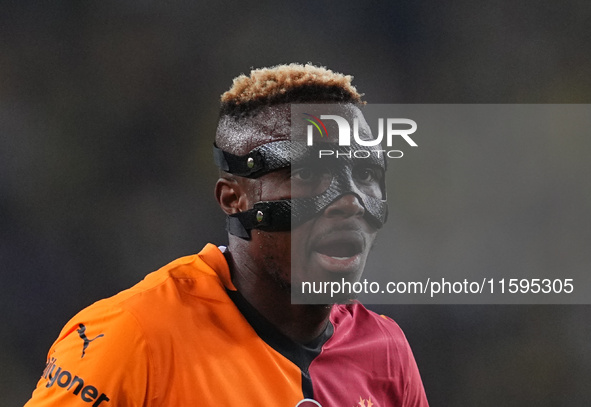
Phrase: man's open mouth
[
  {"left": 314, "top": 238, "right": 363, "bottom": 260},
  {"left": 309, "top": 233, "right": 366, "bottom": 273}
]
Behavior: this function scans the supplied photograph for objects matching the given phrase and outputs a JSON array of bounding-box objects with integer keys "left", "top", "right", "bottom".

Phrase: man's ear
[{"left": 215, "top": 177, "right": 250, "bottom": 215}]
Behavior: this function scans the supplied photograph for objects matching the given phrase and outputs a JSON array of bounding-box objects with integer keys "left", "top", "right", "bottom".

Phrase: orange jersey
[{"left": 25, "top": 244, "right": 428, "bottom": 407}]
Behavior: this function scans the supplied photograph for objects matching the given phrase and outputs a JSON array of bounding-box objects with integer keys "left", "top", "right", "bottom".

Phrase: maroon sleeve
[
  {"left": 401, "top": 336, "right": 429, "bottom": 407},
  {"left": 378, "top": 314, "right": 429, "bottom": 407}
]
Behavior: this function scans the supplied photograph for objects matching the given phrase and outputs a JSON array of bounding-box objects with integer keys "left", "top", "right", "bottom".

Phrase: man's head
[{"left": 214, "top": 64, "right": 385, "bottom": 300}]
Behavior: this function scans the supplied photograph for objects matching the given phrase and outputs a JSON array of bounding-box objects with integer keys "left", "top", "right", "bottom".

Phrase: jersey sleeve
[
  {"left": 401, "top": 341, "right": 429, "bottom": 407},
  {"left": 379, "top": 314, "right": 429, "bottom": 407},
  {"left": 25, "top": 301, "right": 152, "bottom": 407}
]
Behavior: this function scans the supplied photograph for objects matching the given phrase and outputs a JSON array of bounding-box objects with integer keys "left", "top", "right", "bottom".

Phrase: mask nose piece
[{"left": 323, "top": 193, "right": 366, "bottom": 220}]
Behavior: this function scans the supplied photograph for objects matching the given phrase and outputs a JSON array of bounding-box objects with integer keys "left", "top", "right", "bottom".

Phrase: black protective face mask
[{"left": 213, "top": 139, "right": 388, "bottom": 239}]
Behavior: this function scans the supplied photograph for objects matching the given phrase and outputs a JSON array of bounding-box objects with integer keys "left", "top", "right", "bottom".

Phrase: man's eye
[
  {"left": 291, "top": 168, "right": 314, "bottom": 181},
  {"left": 355, "top": 167, "right": 378, "bottom": 183}
]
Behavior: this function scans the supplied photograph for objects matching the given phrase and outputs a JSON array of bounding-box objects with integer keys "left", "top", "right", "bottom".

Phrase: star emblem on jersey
[
  {"left": 356, "top": 396, "right": 375, "bottom": 407},
  {"left": 76, "top": 323, "right": 105, "bottom": 358}
]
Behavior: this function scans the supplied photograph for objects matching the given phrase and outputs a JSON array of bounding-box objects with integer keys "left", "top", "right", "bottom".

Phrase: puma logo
[{"left": 76, "top": 324, "right": 104, "bottom": 358}]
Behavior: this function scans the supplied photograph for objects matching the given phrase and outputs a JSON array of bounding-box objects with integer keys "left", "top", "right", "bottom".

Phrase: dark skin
[{"left": 215, "top": 104, "right": 378, "bottom": 344}]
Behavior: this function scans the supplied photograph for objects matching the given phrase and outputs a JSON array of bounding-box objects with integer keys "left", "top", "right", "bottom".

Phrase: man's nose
[{"left": 323, "top": 194, "right": 365, "bottom": 219}]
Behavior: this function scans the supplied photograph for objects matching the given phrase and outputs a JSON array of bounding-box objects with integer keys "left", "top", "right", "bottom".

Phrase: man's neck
[{"left": 225, "top": 249, "right": 332, "bottom": 344}]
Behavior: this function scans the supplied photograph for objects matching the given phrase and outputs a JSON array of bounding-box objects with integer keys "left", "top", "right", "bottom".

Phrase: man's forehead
[
  {"left": 216, "top": 103, "right": 369, "bottom": 154},
  {"left": 216, "top": 105, "right": 291, "bottom": 154}
]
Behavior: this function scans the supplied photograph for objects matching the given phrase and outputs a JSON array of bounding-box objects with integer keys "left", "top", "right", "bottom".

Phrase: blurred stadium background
[{"left": 2, "top": 1, "right": 590, "bottom": 405}]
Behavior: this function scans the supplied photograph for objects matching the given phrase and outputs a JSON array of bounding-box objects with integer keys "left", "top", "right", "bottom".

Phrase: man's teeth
[{"left": 330, "top": 256, "right": 351, "bottom": 260}]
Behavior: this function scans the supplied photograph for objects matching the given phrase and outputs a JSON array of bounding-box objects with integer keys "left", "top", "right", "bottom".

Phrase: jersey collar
[{"left": 197, "top": 243, "right": 237, "bottom": 291}]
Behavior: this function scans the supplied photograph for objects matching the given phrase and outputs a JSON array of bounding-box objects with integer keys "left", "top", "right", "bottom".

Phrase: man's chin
[{"left": 267, "top": 270, "right": 292, "bottom": 293}]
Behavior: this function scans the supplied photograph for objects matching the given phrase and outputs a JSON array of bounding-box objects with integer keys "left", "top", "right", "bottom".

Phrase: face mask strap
[
  {"left": 212, "top": 141, "right": 292, "bottom": 178},
  {"left": 227, "top": 200, "right": 292, "bottom": 238},
  {"left": 226, "top": 193, "right": 386, "bottom": 239}
]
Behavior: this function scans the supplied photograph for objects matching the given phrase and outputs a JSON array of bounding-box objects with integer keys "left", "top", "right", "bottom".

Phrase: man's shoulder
[
  {"left": 22, "top": 248, "right": 221, "bottom": 407},
  {"left": 67, "top": 244, "right": 230, "bottom": 334},
  {"left": 320, "top": 303, "right": 426, "bottom": 404},
  {"left": 91, "top": 243, "right": 227, "bottom": 309},
  {"left": 330, "top": 303, "right": 410, "bottom": 348}
]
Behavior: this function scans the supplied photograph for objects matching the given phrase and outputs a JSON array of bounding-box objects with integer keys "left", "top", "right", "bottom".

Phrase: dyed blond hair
[{"left": 220, "top": 63, "right": 363, "bottom": 117}]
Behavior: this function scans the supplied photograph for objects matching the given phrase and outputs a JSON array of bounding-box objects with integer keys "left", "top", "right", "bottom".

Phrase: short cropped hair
[{"left": 219, "top": 63, "right": 363, "bottom": 118}]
